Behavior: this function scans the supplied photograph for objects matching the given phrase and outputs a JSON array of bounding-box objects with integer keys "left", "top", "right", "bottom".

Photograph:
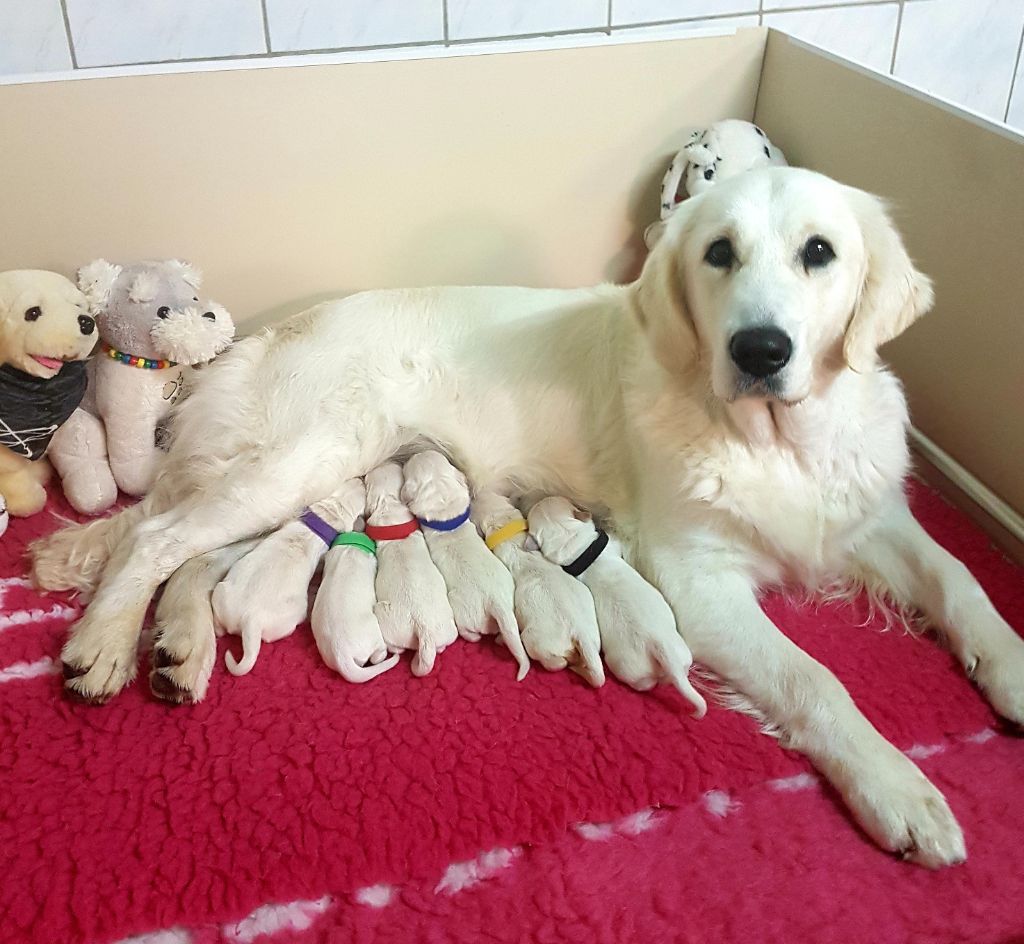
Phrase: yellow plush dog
[{"left": 0, "top": 271, "right": 96, "bottom": 517}]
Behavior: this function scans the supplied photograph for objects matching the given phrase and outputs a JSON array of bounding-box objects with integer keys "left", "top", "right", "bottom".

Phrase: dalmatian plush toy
[{"left": 643, "top": 119, "right": 787, "bottom": 249}]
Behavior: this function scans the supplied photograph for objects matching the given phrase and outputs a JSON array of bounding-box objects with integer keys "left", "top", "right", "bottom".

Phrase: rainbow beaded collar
[{"left": 102, "top": 342, "right": 176, "bottom": 370}]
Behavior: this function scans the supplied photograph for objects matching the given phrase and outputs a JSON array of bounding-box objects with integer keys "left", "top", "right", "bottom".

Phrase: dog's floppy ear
[
  {"left": 843, "top": 190, "right": 934, "bottom": 373},
  {"left": 632, "top": 200, "right": 700, "bottom": 368}
]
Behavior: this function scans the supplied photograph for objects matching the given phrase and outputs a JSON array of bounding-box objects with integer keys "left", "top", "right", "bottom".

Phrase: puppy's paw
[
  {"left": 845, "top": 753, "right": 966, "bottom": 869},
  {"left": 149, "top": 621, "right": 216, "bottom": 705},
  {"left": 61, "top": 619, "right": 139, "bottom": 704}
]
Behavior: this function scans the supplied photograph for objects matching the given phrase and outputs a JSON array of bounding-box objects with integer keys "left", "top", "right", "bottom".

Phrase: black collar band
[{"left": 562, "top": 529, "right": 609, "bottom": 577}]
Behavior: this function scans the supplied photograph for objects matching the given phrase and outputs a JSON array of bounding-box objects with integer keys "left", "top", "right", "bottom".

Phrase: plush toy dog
[
  {"left": 527, "top": 497, "right": 705, "bottom": 715},
  {"left": 0, "top": 270, "right": 96, "bottom": 517},
  {"left": 365, "top": 461, "right": 457, "bottom": 676},
  {"left": 471, "top": 490, "right": 604, "bottom": 687},
  {"left": 402, "top": 450, "right": 530, "bottom": 680},
  {"left": 48, "top": 259, "right": 234, "bottom": 514},
  {"left": 644, "top": 119, "right": 787, "bottom": 248}
]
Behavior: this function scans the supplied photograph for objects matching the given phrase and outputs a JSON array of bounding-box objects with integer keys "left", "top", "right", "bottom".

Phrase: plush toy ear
[
  {"left": 77, "top": 260, "right": 121, "bottom": 314},
  {"left": 843, "top": 190, "right": 934, "bottom": 373},
  {"left": 170, "top": 260, "right": 202, "bottom": 291}
]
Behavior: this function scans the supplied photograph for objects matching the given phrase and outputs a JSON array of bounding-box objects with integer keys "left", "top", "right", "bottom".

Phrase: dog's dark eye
[
  {"left": 157, "top": 306, "right": 170, "bottom": 319},
  {"left": 802, "top": 236, "right": 835, "bottom": 270},
  {"left": 202, "top": 311, "right": 216, "bottom": 321},
  {"left": 24, "top": 306, "right": 42, "bottom": 321},
  {"left": 704, "top": 238, "right": 735, "bottom": 269}
]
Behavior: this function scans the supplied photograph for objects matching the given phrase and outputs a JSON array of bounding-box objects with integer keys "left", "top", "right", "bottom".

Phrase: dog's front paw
[
  {"left": 968, "top": 634, "right": 1024, "bottom": 728},
  {"left": 30, "top": 524, "right": 103, "bottom": 597},
  {"left": 844, "top": 752, "right": 965, "bottom": 869},
  {"left": 60, "top": 619, "right": 139, "bottom": 704},
  {"left": 149, "top": 623, "right": 216, "bottom": 706}
]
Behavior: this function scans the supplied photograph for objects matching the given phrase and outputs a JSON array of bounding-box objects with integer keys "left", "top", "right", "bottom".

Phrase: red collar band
[{"left": 364, "top": 518, "right": 420, "bottom": 541}]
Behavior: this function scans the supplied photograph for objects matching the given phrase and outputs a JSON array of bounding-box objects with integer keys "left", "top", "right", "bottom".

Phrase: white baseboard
[{"left": 909, "top": 426, "right": 1024, "bottom": 546}]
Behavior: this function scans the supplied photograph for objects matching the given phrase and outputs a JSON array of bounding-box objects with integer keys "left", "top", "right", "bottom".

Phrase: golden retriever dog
[{"left": 33, "top": 167, "right": 1023, "bottom": 867}]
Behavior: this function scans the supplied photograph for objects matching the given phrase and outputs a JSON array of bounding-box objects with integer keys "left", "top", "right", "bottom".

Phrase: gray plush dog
[{"left": 49, "top": 260, "right": 234, "bottom": 514}]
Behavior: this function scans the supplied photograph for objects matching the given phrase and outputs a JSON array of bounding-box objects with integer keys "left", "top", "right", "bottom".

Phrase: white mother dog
[{"left": 35, "top": 168, "right": 1024, "bottom": 867}]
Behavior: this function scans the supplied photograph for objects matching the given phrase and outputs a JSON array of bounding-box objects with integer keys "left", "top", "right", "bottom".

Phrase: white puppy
[
  {"left": 310, "top": 477, "right": 400, "bottom": 683},
  {"left": 365, "top": 461, "right": 457, "bottom": 676},
  {"left": 402, "top": 450, "right": 530, "bottom": 680},
  {"left": 212, "top": 494, "right": 346, "bottom": 675},
  {"left": 471, "top": 490, "right": 604, "bottom": 687},
  {"left": 528, "top": 497, "right": 706, "bottom": 716}
]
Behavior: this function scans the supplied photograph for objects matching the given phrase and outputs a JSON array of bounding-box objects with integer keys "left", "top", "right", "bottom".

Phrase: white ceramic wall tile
[
  {"left": 0, "top": 0, "right": 72, "bottom": 74},
  {"left": 763, "top": 4, "right": 899, "bottom": 74},
  {"left": 612, "top": 0, "right": 755, "bottom": 24},
  {"left": 894, "top": 0, "right": 1024, "bottom": 121},
  {"left": 447, "top": 0, "right": 608, "bottom": 41},
  {"left": 266, "top": 0, "right": 444, "bottom": 52},
  {"left": 65, "top": 0, "right": 266, "bottom": 67},
  {"left": 1007, "top": 54, "right": 1024, "bottom": 129},
  {"left": 614, "top": 14, "right": 759, "bottom": 37}
]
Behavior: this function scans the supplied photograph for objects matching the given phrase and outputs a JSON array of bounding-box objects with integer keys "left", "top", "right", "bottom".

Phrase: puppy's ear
[
  {"left": 77, "top": 259, "right": 121, "bottom": 314},
  {"left": 632, "top": 200, "right": 700, "bottom": 368},
  {"left": 843, "top": 190, "right": 934, "bottom": 373},
  {"left": 570, "top": 505, "right": 592, "bottom": 523}
]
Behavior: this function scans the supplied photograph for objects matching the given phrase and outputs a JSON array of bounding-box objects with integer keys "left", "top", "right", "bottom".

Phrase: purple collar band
[
  {"left": 418, "top": 507, "right": 471, "bottom": 532},
  {"left": 300, "top": 509, "right": 339, "bottom": 546}
]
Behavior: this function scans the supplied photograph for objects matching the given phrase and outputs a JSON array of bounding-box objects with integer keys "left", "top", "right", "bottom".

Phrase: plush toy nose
[
  {"left": 729, "top": 327, "right": 792, "bottom": 378},
  {"left": 78, "top": 314, "right": 96, "bottom": 336}
]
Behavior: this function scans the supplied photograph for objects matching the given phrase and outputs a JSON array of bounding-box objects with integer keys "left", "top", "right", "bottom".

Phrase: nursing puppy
[
  {"left": 402, "top": 450, "right": 530, "bottom": 680},
  {"left": 471, "top": 490, "right": 604, "bottom": 687},
  {"left": 528, "top": 497, "right": 705, "bottom": 715},
  {"left": 365, "top": 461, "right": 457, "bottom": 676},
  {"left": 310, "top": 477, "right": 400, "bottom": 683},
  {"left": 41, "top": 168, "right": 1024, "bottom": 866},
  {"left": 212, "top": 495, "right": 344, "bottom": 675}
]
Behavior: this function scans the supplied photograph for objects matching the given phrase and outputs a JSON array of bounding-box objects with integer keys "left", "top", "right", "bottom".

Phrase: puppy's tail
[
  {"left": 411, "top": 633, "right": 436, "bottom": 677},
  {"left": 493, "top": 604, "right": 530, "bottom": 681},
  {"left": 573, "top": 631, "right": 605, "bottom": 689},
  {"left": 225, "top": 622, "right": 262, "bottom": 676},
  {"left": 657, "top": 641, "right": 707, "bottom": 718},
  {"left": 337, "top": 652, "right": 402, "bottom": 683}
]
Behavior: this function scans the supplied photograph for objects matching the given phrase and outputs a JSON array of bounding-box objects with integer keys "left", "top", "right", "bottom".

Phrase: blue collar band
[{"left": 418, "top": 507, "right": 471, "bottom": 532}]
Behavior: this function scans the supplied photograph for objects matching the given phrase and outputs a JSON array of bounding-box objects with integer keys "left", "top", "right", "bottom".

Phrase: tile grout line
[
  {"left": 889, "top": 0, "right": 905, "bottom": 74},
  {"left": 1004, "top": 18, "right": 1024, "bottom": 123},
  {"left": 259, "top": 0, "right": 272, "bottom": 54},
  {"left": 56, "top": 0, "right": 79, "bottom": 70},
  {"left": 607, "top": 0, "right": 614, "bottom": 35},
  {"left": 442, "top": 0, "right": 450, "bottom": 47}
]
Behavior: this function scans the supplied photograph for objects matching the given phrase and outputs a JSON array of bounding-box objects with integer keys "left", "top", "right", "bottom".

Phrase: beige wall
[
  {"left": 756, "top": 32, "right": 1024, "bottom": 517},
  {"left": 0, "top": 31, "right": 764, "bottom": 331}
]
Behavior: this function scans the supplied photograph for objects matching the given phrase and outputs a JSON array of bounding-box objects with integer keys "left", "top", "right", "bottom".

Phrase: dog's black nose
[
  {"left": 729, "top": 327, "right": 792, "bottom": 378},
  {"left": 78, "top": 314, "right": 96, "bottom": 336}
]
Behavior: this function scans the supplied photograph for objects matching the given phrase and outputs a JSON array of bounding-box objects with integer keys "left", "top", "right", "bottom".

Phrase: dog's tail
[
  {"left": 657, "top": 641, "right": 707, "bottom": 718},
  {"left": 337, "top": 652, "right": 402, "bottom": 683},
  {"left": 411, "top": 633, "right": 436, "bottom": 677},
  {"left": 224, "top": 621, "right": 262, "bottom": 676},
  {"left": 573, "top": 631, "right": 605, "bottom": 689},
  {"left": 494, "top": 604, "right": 530, "bottom": 681}
]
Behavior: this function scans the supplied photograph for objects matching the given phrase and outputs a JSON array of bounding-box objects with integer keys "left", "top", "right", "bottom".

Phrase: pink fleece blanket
[{"left": 1, "top": 483, "right": 1021, "bottom": 944}]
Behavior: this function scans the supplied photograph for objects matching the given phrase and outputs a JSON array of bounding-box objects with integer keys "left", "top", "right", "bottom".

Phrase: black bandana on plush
[{"left": 0, "top": 362, "right": 88, "bottom": 461}]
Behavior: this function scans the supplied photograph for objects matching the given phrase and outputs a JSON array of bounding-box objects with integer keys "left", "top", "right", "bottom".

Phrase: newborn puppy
[
  {"left": 365, "top": 461, "right": 457, "bottom": 676},
  {"left": 471, "top": 490, "right": 603, "bottom": 687},
  {"left": 212, "top": 491, "right": 349, "bottom": 675},
  {"left": 402, "top": 450, "right": 530, "bottom": 680},
  {"left": 527, "top": 497, "right": 706, "bottom": 716},
  {"left": 310, "top": 477, "right": 400, "bottom": 683}
]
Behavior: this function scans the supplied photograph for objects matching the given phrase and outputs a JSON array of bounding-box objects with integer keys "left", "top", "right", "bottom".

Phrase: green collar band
[{"left": 330, "top": 531, "right": 377, "bottom": 556}]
